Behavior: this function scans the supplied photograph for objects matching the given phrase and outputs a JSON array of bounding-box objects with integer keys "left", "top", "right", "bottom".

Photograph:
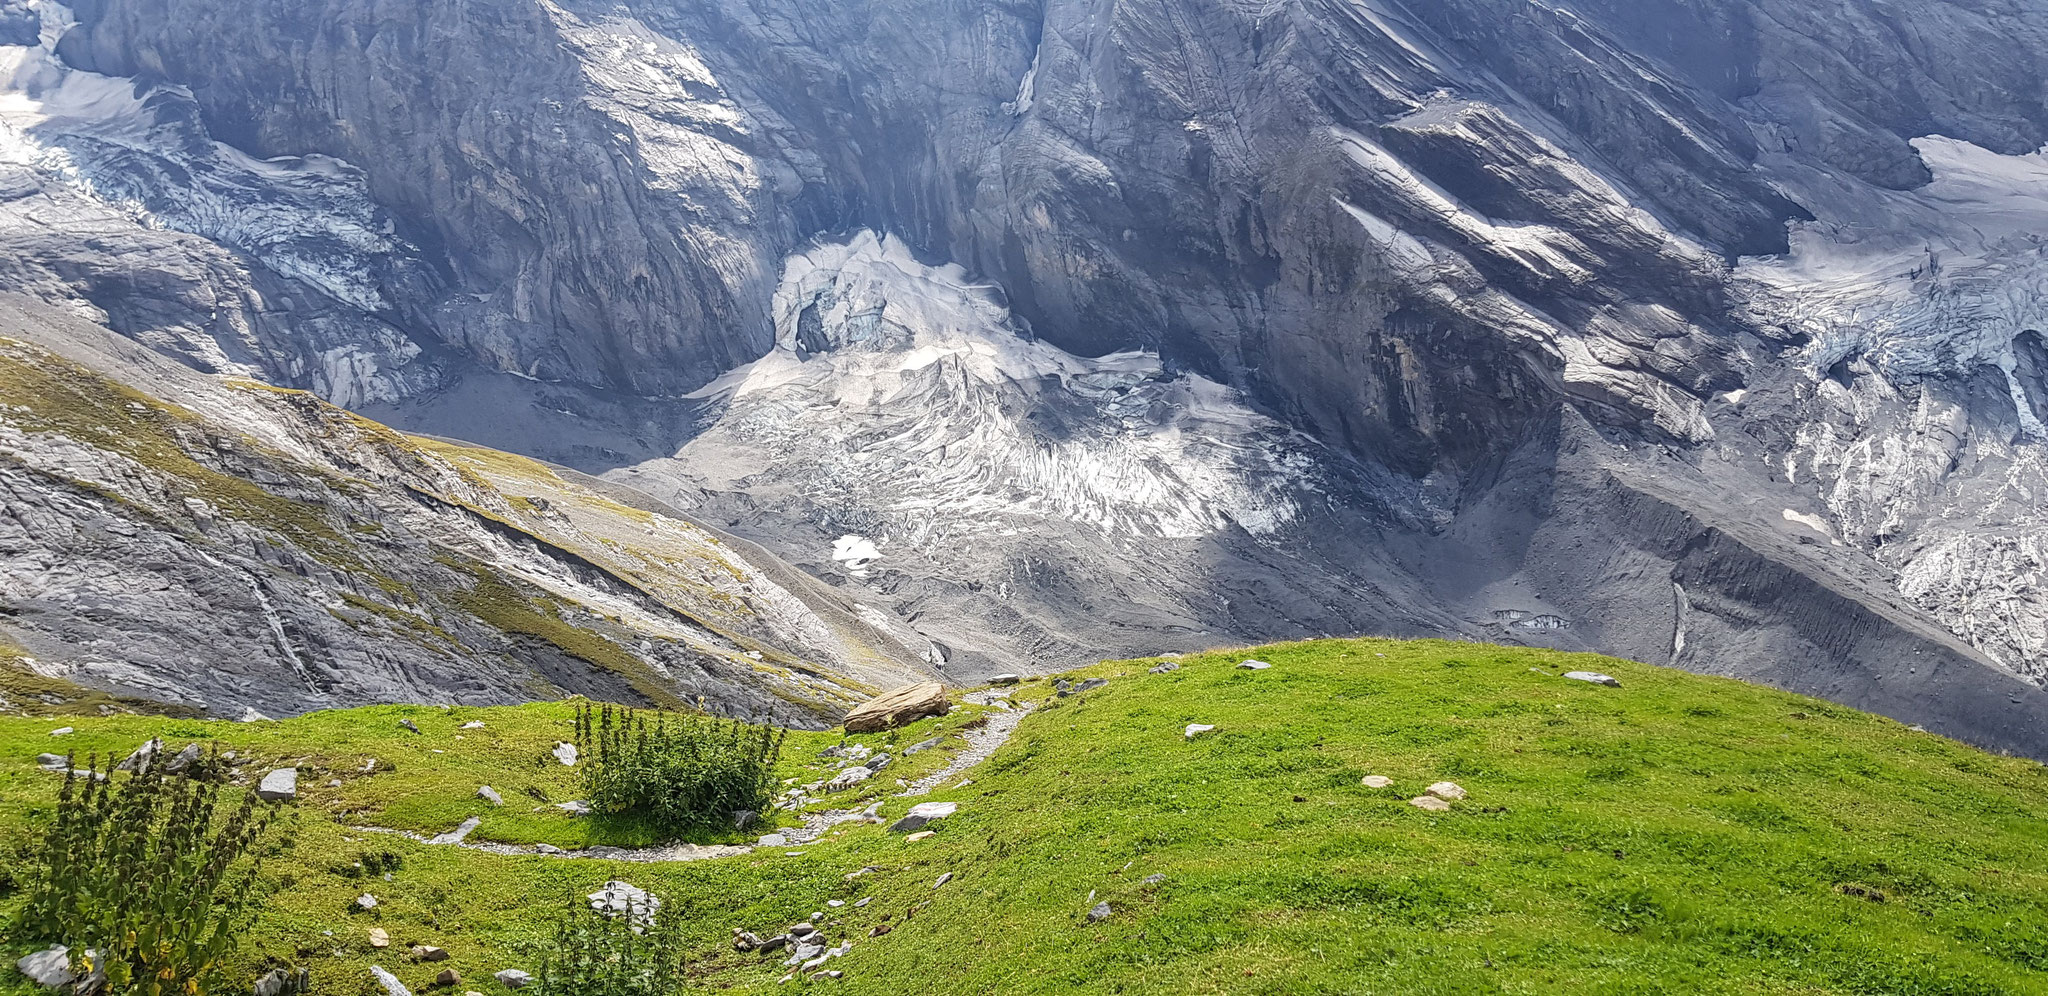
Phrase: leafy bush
[
  {"left": 535, "top": 893, "right": 686, "bottom": 996},
  {"left": 574, "top": 703, "right": 784, "bottom": 834},
  {"left": 15, "top": 744, "right": 293, "bottom": 996}
]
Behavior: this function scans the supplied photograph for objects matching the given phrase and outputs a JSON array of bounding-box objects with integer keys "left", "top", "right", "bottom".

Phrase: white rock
[
  {"left": 553, "top": 742, "right": 579, "bottom": 766},
  {"left": 933, "top": 872, "right": 953, "bottom": 888},
  {"left": 889, "top": 801, "right": 957, "bottom": 832},
  {"left": 1410, "top": 795, "right": 1451, "bottom": 812},
  {"left": 757, "top": 833, "right": 790, "bottom": 847},
  {"left": 370, "top": 965, "right": 412, "bottom": 996},
  {"left": 555, "top": 800, "right": 591, "bottom": 816},
  {"left": 429, "top": 816, "right": 483, "bottom": 845},
  {"left": 115, "top": 738, "right": 161, "bottom": 773},
  {"left": 494, "top": 971, "right": 531, "bottom": 990},
  {"left": 239, "top": 707, "right": 271, "bottom": 723},
  {"left": 48, "top": 727, "right": 72, "bottom": 737},
  {"left": 257, "top": 768, "right": 299, "bottom": 801},
  {"left": 478, "top": 785, "right": 504, "bottom": 806},
  {"left": 35, "top": 753, "right": 66, "bottom": 770},
  {"left": 356, "top": 893, "right": 378, "bottom": 911},
  {"left": 988, "top": 674, "right": 1021, "bottom": 685},
  {"left": 1184, "top": 723, "right": 1216, "bottom": 738},
  {"left": 1426, "top": 781, "right": 1467, "bottom": 801},
  {"left": 1359, "top": 775, "right": 1393, "bottom": 789},
  {"left": 460, "top": 721, "right": 485, "bottom": 729},
  {"left": 1563, "top": 671, "right": 1621, "bottom": 688},
  {"left": 587, "top": 880, "right": 660, "bottom": 925},
  {"left": 15, "top": 946, "right": 72, "bottom": 988},
  {"left": 1237, "top": 659, "right": 1272, "bottom": 670}
]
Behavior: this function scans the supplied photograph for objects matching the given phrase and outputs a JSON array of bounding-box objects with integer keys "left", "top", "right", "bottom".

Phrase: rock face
[
  {"left": 844, "top": 682, "right": 949, "bottom": 733},
  {"left": 1, "top": 0, "right": 2045, "bottom": 756},
  {"left": 0, "top": 309, "right": 935, "bottom": 724}
]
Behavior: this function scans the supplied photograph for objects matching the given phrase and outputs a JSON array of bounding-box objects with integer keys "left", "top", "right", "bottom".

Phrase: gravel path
[{"left": 361, "top": 702, "right": 1032, "bottom": 862}]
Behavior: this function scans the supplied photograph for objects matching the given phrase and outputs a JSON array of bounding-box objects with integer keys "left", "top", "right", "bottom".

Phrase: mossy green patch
[{"left": 1, "top": 639, "right": 2043, "bottom": 995}]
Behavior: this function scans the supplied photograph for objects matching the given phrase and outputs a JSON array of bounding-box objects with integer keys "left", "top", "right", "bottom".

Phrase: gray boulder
[
  {"left": 256, "top": 768, "right": 298, "bottom": 801},
  {"left": 15, "top": 947, "right": 72, "bottom": 988},
  {"left": 890, "top": 801, "right": 957, "bottom": 833}
]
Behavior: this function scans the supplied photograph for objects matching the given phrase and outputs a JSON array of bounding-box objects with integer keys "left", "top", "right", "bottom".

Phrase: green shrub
[
  {"left": 535, "top": 892, "right": 686, "bottom": 996},
  {"left": 574, "top": 703, "right": 784, "bottom": 835},
  {"left": 15, "top": 744, "right": 293, "bottom": 996}
]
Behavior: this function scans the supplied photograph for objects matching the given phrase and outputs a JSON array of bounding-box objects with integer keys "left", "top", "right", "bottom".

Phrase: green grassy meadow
[{"left": 2, "top": 639, "right": 2045, "bottom": 995}]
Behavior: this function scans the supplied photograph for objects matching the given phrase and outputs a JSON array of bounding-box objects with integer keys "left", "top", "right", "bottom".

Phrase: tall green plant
[
  {"left": 574, "top": 703, "right": 784, "bottom": 834},
  {"left": 535, "top": 893, "right": 686, "bottom": 996},
  {"left": 16, "top": 744, "right": 293, "bottom": 996}
]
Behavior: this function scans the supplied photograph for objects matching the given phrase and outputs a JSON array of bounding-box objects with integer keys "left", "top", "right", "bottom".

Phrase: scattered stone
[
  {"left": 826, "top": 899, "right": 845, "bottom": 908},
  {"left": 867, "top": 752, "right": 893, "bottom": 772},
  {"left": 16, "top": 946, "right": 73, "bottom": 988},
  {"left": 1088, "top": 901, "right": 1113, "bottom": 922},
  {"left": 412, "top": 946, "right": 450, "bottom": 963},
  {"left": 257, "top": 768, "right": 299, "bottom": 802},
  {"left": 1184, "top": 724, "right": 1216, "bottom": 738},
  {"left": 254, "top": 968, "right": 295, "bottom": 996},
  {"left": 933, "top": 872, "right": 953, "bottom": 889},
  {"left": 429, "top": 816, "right": 483, "bottom": 845},
  {"left": 906, "top": 831, "right": 935, "bottom": 842},
  {"left": 790, "top": 923, "right": 818, "bottom": 939},
  {"left": 1149, "top": 661, "right": 1181, "bottom": 673},
  {"left": 356, "top": 894, "right": 379, "bottom": 911},
  {"left": 49, "top": 727, "right": 72, "bottom": 737},
  {"left": 1142, "top": 874, "right": 1166, "bottom": 885},
  {"left": 478, "top": 786, "right": 504, "bottom": 806},
  {"left": 35, "top": 753, "right": 65, "bottom": 770},
  {"left": 1057, "top": 677, "right": 1108, "bottom": 697},
  {"left": 552, "top": 742, "right": 579, "bottom": 766},
  {"left": 165, "top": 743, "right": 203, "bottom": 773},
  {"left": 889, "top": 801, "right": 957, "bottom": 832},
  {"left": 116, "top": 738, "right": 161, "bottom": 773},
  {"left": 1360, "top": 775, "right": 1393, "bottom": 789},
  {"left": 493, "top": 971, "right": 531, "bottom": 989},
  {"left": 1563, "top": 671, "right": 1621, "bottom": 688},
  {"left": 434, "top": 969, "right": 461, "bottom": 987},
  {"left": 369, "top": 928, "right": 390, "bottom": 948},
  {"left": 1426, "top": 781, "right": 1467, "bottom": 801},
  {"left": 902, "top": 737, "right": 942, "bottom": 756},
  {"left": 811, "top": 970, "right": 843, "bottom": 980},
  {"left": 825, "top": 766, "right": 874, "bottom": 791},
  {"left": 534, "top": 844, "right": 563, "bottom": 855},
  {"left": 328, "top": 779, "right": 344, "bottom": 788},
  {"left": 1238, "top": 659, "right": 1272, "bottom": 670},
  {"left": 1410, "top": 795, "right": 1452, "bottom": 812},
  {"left": 757, "top": 833, "right": 790, "bottom": 847},
  {"left": 399, "top": 719, "right": 421, "bottom": 735},
  {"left": 733, "top": 932, "right": 764, "bottom": 952},
  {"left": 554, "top": 801, "right": 591, "bottom": 816},
  {"left": 844, "top": 681, "right": 949, "bottom": 732},
  {"left": 853, "top": 897, "right": 872, "bottom": 907},
  {"left": 588, "top": 881, "right": 660, "bottom": 925},
  {"left": 989, "top": 674, "right": 1021, "bottom": 686},
  {"left": 370, "top": 966, "right": 413, "bottom": 996},
  {"left": 459, "top": 721, "right": 485, "bottom": 729}
]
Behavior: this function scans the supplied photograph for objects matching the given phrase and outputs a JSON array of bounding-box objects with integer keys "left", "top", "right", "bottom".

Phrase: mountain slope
[
  {"left": 2, "top": 638, "right": 2044, "bottom": 994},
  {"left": 0, "top": 0, "right": 2043, "bottom": 753},
  {"left": 0, "top": 297, "right": 936, "bottom": 722}
]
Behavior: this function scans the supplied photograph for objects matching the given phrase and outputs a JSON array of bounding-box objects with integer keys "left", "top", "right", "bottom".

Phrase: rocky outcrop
[
  {"left": 0, "top": 298, "right": 934, "bottom": 722},
  {"left": 844, "top": 682, "right": 948, "bottom": 733}
]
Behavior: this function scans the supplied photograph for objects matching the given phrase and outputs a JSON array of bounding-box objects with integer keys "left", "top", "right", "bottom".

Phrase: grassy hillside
[{"left": 3, "top": 639, "right": 2045, "bottom": 995}]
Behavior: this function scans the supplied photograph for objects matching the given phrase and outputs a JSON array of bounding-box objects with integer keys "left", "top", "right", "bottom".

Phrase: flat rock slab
[
  {"left": 1411, "top": 795, "right": 1452, "bottom": 812},
  {"left": 1184, "top": 724, "right": 1216, "bottom": 738},
  {"left": 257, "top": 767, "right": 298, "bottom": 801},
  {"left": 1563, "top": 671, "right": 1621, "bottom": 687},
  {"left": 552, "top": 742, "right": 579, "bottom": 766},
  {"left": 1360, "top": 775, "right": 1393, "bottom": 788},
  {"left": 1238, "top": 659, "right": 1272, "bottom": 670},
  {"left": 1426, "top": 781, "right": 1467, "bottom": 801},
  {"left": 845, "top": 682, "right": 949, "bottom": 733},
  {"left": 890, "top": 801, "right": 957, "bottom": 832}
]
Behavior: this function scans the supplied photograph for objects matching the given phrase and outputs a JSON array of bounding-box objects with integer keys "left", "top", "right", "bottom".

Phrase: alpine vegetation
[
  {"left": 574, "top": 703, "right": 785, "bottom": 835},
  {"left": 14, "top": 744, "right": 294, "bottom": 996}
]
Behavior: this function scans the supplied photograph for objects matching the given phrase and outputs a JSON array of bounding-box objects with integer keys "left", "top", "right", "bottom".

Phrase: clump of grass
[
  {"left": 15, "top": 745, "right": 294, "bottom": 996},
  {"left": 574, "top": 703, "right": 784, "bottom": 836}
]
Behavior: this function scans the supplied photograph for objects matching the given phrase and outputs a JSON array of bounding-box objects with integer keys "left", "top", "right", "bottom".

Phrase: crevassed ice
[{"left": 683, "top": 231, "right": 1319, "bottom": 545}]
